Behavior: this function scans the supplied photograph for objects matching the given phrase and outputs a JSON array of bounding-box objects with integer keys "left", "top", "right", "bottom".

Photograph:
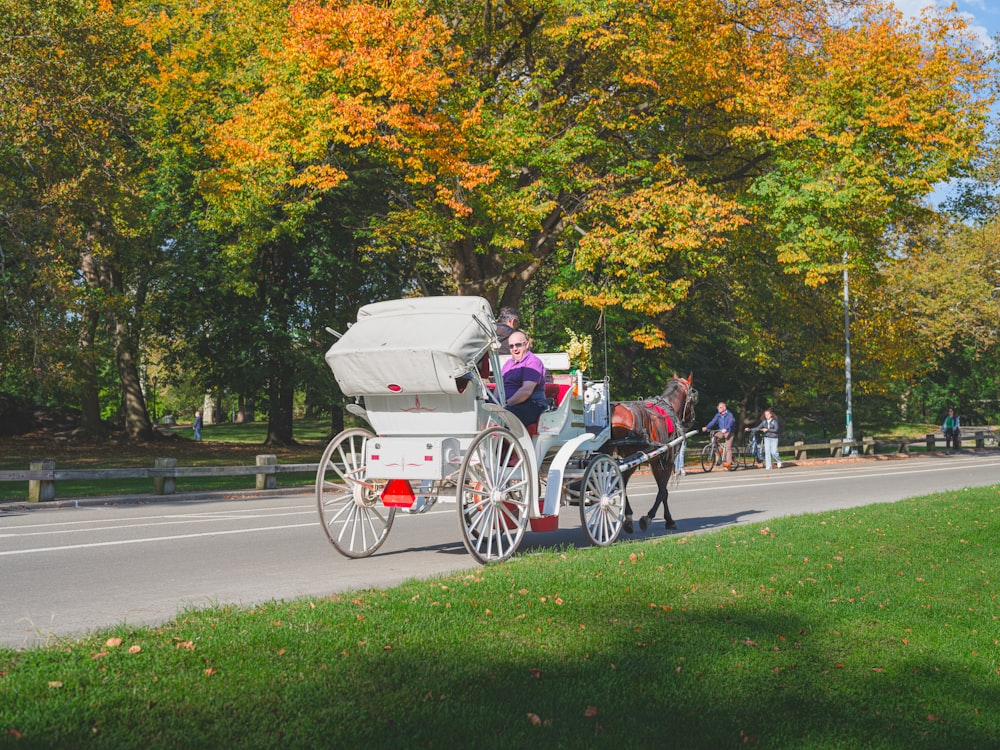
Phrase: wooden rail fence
[
  {"left": 2, "top": 427, "right": 996, "bottom": 503},
  {"left": 785, "top": 428, "right": 996, "bottom": 462},
  {"left": 0, "top": 456, "right": 319, "bottom": 503}
]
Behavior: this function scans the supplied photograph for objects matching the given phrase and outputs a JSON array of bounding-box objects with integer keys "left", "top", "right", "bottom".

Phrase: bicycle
[
  {"left": 738, "top": 428, "right": 765, "bottom": 469},
  {"left": 700, "top": 430, "right": 739, "bottom": 472}
]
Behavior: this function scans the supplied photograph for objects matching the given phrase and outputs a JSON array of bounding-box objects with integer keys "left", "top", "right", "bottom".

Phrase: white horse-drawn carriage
[{"left": 315, "top": 296, "right": 634, "bottom": 563}]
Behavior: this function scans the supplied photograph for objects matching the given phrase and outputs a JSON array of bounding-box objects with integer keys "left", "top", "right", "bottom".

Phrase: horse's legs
[{"left": 639, "top": 461, "right": 677, "bottom": 531}]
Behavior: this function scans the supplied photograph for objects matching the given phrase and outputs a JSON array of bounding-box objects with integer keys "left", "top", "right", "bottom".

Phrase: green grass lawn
[{"left": 2, "top": 486, "right": 997, "bottom": 748}]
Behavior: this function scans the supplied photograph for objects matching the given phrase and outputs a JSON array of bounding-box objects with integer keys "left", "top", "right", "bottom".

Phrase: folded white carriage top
[{"left": 325, "top": 296, "right": 496, "bottom": 397}]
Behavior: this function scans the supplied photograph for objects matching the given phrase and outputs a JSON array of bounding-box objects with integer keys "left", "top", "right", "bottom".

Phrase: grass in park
[{"left": 2, "top": 487, "right": 997, "bottom": 749}]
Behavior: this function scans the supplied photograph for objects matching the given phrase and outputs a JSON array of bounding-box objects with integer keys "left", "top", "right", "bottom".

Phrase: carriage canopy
[{"left": 325, "top": 296, "right": 496, "bottom": 397}]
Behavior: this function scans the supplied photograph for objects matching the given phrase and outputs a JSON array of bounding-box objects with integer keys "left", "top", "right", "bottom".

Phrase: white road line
[
  {"left": 672, "top": 460, "right": 1000, "bottom": 493},
  {"left": 0, "top": 523, "right": 317, "bottom": 557},
  {"left": 1, "top": 510, "right": 316, "bottom": 539},
  {"left": 0, "top": 503, "right": 316, "bottom": 531}
]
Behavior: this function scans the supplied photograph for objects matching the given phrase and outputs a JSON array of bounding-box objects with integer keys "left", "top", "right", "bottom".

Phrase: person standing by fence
[
  {"left": 942, "top": 407, "right": 961, "bottom": 451},
  {"left": 748, "top": 408, "right": 782, "bottom": 470}
]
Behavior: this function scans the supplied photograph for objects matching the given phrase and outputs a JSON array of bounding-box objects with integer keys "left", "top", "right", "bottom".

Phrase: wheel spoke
[
  {"left": 316, "top": 428, "right": 394, "bottom": 558},
  {"left": 580, "top": 455, "right": 624, "bottom": 547},
  {"left": 457, "top": 427, "right": 531, "bottom": 563}
]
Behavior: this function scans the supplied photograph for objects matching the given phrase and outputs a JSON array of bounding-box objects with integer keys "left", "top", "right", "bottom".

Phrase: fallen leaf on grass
[
  {"left": 128, "top": 645, "right": 141, "bottom": 654},
  {"left": 204, "top": 668, "right": 218, "bottom": 676},
  {"left": 175, "top": 641, "right": 195, "bottom": 650},
  {"left": 7, "top": 730, "right": 23, "bottom": 740},
  {"left": 526, "top": 713, "right": 542, "bottom": 726},
  {"left": 92, "top": 651, "right": 109, "bottom": 660},
  {"left": 105, "top": 637, "right": 123, "bottom": 648},
  {"left": 48, "top": 681, "right": 63, "bottom": 689},
  {"left": 584, "top": 706, "right": 598, "bottom": 718}
]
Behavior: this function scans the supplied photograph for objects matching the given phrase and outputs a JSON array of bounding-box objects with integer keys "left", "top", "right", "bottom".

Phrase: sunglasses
[{"left": 509, "top": 342, "right": 527, "bottom": 349}]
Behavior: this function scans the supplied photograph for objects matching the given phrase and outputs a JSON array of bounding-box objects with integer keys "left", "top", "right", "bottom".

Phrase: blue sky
[
  {"left": 892, "top": 1, "right": 997, "bottom": 205},
  {"left": 893, "top": 0, "right": 998, "bottom": 48}
]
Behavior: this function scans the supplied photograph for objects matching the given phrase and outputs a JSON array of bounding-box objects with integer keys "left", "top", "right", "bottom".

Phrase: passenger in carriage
[
  {"left": 501, "top": 332, "right": 548, "bottom": 427},
  {"left": 495, "top": 306, "right": 520, "bottom": 355}
]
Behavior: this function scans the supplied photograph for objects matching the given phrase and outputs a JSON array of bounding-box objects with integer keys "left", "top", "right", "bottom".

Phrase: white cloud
[{"left": 892, "top": 0, "right": 993, "bottom": 50}]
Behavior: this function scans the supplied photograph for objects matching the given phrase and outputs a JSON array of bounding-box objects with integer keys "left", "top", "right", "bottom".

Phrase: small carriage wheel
[
  {"left": 700, "top": 443, "right": 717, "bottom": 473},
  {"left": 579, "top": 455, "right": 625, "bottom": 547},
  {"left": 315, "top": 428, "right": 394, "bottom": 558},
  {"left": 456, "top": 426, "right": 532, "bottom": 564}
]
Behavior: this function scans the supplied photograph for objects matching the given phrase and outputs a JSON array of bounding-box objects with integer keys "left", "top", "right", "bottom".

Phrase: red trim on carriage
[{"left": 546, "top": 382, "right": 572, "bottom": 406}]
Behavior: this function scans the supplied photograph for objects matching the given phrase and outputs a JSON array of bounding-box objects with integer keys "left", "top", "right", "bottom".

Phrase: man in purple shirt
[{"left": 501, "top": 332, "right": 548, "bottom": 426}]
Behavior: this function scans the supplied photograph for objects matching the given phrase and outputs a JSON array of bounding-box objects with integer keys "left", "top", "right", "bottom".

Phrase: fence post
[
  {"left": 794, "top": 440, "right": 807, "bottom": 462},
  {"left": 862, "top": 436, "right": 875, "bottom": 455},
  {"left": 926, "top": 433, "right": 936, "bottom": 452},
  {"left": 153, "top": 457, "right": 176, "bottom": 495},
  {"left": 28, "top": 461, "right": 56, "bottom": 502},
  {"left": 256, "top": 455, "right": 277, "bottom": 490},
  {"left": 975, "top": 431, "right": 984, "bottom": 450},
  {"left": 829, "top": 439, "right": 842, "bottom": 457},
  {"left": 898, "top": 437, "right": 909, "bottom": 454}
]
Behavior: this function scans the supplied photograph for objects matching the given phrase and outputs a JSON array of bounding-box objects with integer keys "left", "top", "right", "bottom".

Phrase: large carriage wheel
[
  {"left": 316, "top": 428, "right": 394, "bottom": 558},
  {"left": 456, "top": 426, "right": 531, "bottom": 564},
  {"left": 579, "top": 455, "right": 625, "bottom": 546}
]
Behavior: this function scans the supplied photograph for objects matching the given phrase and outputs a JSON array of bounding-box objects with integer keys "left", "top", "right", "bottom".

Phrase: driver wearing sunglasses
[{"left": 500, "top": 332, "right": 548, "bottom": 427}]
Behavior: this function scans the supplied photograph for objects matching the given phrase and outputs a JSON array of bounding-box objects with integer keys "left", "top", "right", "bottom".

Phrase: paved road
[{"left": 1, "top": 452, "right": 997, "bottom": 649}]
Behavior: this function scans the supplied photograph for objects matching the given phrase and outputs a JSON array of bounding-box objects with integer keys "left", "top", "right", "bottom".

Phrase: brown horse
[{"left": 602, "top": 374, "right": 697, "bottom": 533}]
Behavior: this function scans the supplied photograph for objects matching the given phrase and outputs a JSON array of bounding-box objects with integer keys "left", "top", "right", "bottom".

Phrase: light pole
[{"left": 843, "top": 250, "right": 853, "bottom": 455}]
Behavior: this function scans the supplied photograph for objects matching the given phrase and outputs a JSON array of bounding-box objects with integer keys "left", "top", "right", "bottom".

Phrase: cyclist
[
  {"left": 747, "top": 408, "right": 782, "bottom": 470},
  {"left": 702, "top": 402, "right": 736, "bottom": 468}
]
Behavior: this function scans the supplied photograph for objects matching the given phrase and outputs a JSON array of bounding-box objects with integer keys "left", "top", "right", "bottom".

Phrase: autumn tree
[
  {"left": 0, "top": 0, "right": 157, "bottom": 438},
  {"left": 134, "top": 0, "right": 420, "bottom": 443}
]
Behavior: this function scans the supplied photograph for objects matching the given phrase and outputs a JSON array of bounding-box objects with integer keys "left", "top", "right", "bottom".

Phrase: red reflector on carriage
[
  {"left": 387, "top": 384, "right": 402, "bottom": 392},
  {"left": 425, "top": 455, "right": 433, "bottom": 461},
  {"left": 371, "top": 454, "right": 379, "bottom": 461},
  {"left": 381, "top": 479, "right": 415, "bottom": 507}
]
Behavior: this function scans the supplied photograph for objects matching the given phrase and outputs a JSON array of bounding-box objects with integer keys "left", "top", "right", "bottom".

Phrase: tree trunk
[
  {"left": 76, "top": 309, "right": 104, "bottom": 438},
  {"left": 112, "top": 316, "right": 154, "bottom": 439},
  {"left": 76, "top": 248, "right": 105, "bottom": 438},
  {"left": 329, "top": 405, "right": 344, "bottom": 437},
  {"left": 265, "top": 374, "right": 296, "bottom": 446}
]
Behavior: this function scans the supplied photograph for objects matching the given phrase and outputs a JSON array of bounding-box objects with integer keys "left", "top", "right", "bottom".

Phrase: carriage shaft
[{"left": 618, "top": 430, "right": 699, "bottom": 472}]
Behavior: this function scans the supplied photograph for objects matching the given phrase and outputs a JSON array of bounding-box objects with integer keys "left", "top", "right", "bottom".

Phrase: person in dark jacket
[
  {"left": 495, "top": 307, "right": 520, "bottom": 355},
  {"left": 747, "top": 408, "right": 782, "bottom": 470}
]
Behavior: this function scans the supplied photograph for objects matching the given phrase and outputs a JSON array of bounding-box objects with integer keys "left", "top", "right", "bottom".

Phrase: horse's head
[{"left": 662, "top": 373, "right": 697, "bottom": 426}]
